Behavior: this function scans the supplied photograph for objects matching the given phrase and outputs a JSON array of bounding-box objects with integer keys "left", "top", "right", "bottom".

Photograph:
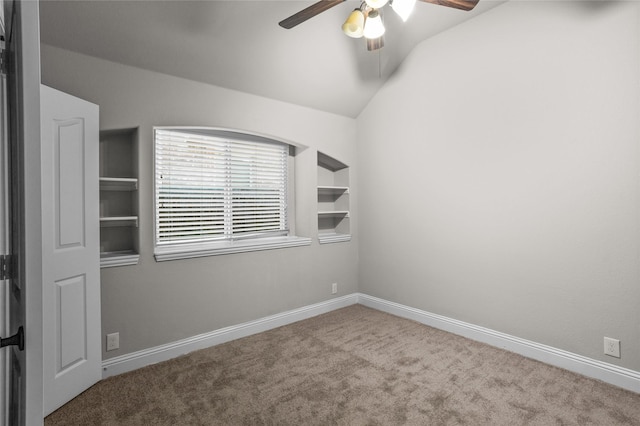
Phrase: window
[{"left": 153, "top": 128, "right": 310, "bottom": 261}]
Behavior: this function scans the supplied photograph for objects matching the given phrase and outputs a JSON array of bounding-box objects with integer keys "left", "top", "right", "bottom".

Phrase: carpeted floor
[{"left": 45, "top": 305, "right": 640, "bottom": 425}]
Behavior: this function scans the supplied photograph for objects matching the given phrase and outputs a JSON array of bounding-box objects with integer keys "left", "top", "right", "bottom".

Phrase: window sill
[{"left": 154, "top": 236, "right": 312, "bottom": 262}]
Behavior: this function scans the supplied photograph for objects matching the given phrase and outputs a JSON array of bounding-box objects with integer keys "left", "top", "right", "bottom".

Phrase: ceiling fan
[{"left": 279, "top": 0, "right": 479, "bottom": 51}]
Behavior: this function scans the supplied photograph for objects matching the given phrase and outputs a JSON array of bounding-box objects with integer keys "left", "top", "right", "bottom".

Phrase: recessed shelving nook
[
  {"left": 317, "top": 151, "right": 351, "bottom": 244},
  {"left": 99, "top": 128, "right": 140, "bottom": 267}
]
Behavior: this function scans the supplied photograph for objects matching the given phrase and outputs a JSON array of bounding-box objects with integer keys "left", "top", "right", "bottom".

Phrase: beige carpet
[{"left": 45, "top": 305, "right": 640, "bottom": 425}]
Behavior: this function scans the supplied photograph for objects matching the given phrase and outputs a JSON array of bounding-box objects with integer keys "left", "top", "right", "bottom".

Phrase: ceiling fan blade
[
  {"left": 419, "top": 0, "right": 479, "bottom": 11},
  {"left": 279, "top": 0, "right": 346, "bottom": 29}
]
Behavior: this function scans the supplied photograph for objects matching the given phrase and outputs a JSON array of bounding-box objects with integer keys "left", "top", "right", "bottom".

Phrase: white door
[{"left": 40, "top": 85, "right": 101, "bottom": 416}]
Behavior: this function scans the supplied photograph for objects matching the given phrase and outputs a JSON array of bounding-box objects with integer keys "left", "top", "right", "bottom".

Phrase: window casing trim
[
  {"left": 153, "top": 126, "right": 306, "bottom": 261},
  {"left": 154, "top": 235, "right": 312, "bottom": 261}
]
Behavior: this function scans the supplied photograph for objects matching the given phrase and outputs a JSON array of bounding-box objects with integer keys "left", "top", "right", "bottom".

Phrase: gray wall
[
  {"left": 358, "top": 1, "right": 640, "bottom": 371},
  {"left": 41, "top": 1, "right": 640, "bottom": 374},
  {"left": 41, "top": 45, "right": 359, "bottom": 359}
]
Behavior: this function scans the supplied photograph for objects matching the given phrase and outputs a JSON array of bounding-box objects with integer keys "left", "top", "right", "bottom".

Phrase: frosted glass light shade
[
  {"left": 391, "top": 0, "right": 416, "bottom": 22},
  {"left": 342, "top": 9, "right": 365, "bottom": 38},
  {"left": 363, "top": 10, "right": 385, "bottom": 39},
  {"left": 365, "top": 0, "right": 389, "bottom": 8}
]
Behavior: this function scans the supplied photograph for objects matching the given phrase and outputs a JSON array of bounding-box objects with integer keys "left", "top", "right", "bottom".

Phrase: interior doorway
[
  {"left": 0, "top": 2, "right": 10, "bottom": 423},
  {"left": 1, "top": 0, "right": 44, "bottom": 424}
]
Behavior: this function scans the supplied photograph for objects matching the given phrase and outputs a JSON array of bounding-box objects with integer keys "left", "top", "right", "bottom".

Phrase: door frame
[
  {"left": 19, "top": 0, "right": 44, "bottom": 423},
  {"left": 3, "top": 0, "right": 43, "bottom": 424},
  {"left": 1, "top": 8, "right": 9, "bottom": 422}
]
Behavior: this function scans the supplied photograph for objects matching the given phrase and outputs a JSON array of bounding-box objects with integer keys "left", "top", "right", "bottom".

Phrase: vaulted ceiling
[{"left": 39, "top": 0, "right": 504, "bottom": 117}]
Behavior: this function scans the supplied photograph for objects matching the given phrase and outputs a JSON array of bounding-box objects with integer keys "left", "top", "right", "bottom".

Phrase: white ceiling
[{"left": 39, "top": 0, "right": 504, "bottom": 117}]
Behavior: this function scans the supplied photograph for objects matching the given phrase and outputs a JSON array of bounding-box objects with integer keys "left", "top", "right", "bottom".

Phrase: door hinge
[
  {"left": 0, "top": 254, "right": 15, "bottom": 280},
  {"left": 0, "top": 37, "right": 6, "bottom": 76}
]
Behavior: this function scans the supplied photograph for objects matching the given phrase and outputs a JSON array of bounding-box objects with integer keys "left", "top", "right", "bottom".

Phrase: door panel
[
  {"left": 41, "top": 85, "right": 100, "bottom": 416},
  {"left": 55, "top": 119, "right": 85, "bottom": 248},
  {"left": 57, "top": 274, "right": 87, "bottom": 372}
]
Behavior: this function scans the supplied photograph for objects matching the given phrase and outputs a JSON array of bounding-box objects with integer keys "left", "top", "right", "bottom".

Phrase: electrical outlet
[
  {"left": 331, "top": 283, "right": 338, "bottom": 294},
  {"left": 604, "top": 337, "right": 620, "bottom": 358},
  {"left": 106, "top": 332, "right": 120, "bottom": 352}
]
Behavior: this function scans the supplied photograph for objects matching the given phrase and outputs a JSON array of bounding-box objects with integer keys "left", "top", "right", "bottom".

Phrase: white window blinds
[{"left": 155, "top": 129, "right": 288, "bottom": 246}]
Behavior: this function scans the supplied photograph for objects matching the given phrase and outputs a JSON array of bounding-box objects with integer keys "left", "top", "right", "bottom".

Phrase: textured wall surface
[
  {"left": 41, "top": 45, "right": 359, "bottom": 359},
  {"left": 357, "top": 1, "right": 640, "bottom": 371},
  {"left": 41, "top": 1, "right": 640, "bottom": 375}
]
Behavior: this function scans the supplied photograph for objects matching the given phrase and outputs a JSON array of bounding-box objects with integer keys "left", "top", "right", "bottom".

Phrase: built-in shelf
[
  {"left": 318, "top": 211, "right": 350, "bottom": 217},
  {"left": 100, "top": 251, "right": 140, "bottom": 268},
  {"left": 317, "top": 233, "right": 352, "bottom": 244},
  {"left": 99, "top": 177, "right": 138, "bottom": 191},
  {"left": 99, "top": 216, "right": 139, "bottom": 227},
  {"left": 99, "top": 128, "right": 140, "bottom": 268},
  {"left": 317, "top": 186, "right": 349, "bottom": 195},
  {"left": 317, "top": 152, "right": 351, "bottom": 244}
]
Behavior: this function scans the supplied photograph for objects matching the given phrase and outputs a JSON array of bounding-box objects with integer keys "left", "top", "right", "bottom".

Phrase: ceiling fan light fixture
[
  {"left": 365, "top": 0, "right": 389, "bottom": 8},
  {"left": 391, "top": 0, "right": 416, "bottom": 22},
  {"left": 363, "top": 10, "right": 385, "bottom": 39},
  {"left": 342, "top": 9, "right": 365, "bottom": 38},
  {"left": 366, "top": 35, "right": 385, "bottom": 51}
]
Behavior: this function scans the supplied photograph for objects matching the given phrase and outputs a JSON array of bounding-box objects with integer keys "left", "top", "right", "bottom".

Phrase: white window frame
[{"left": 153, "top": 127, "right": 310, "bottom": 261}]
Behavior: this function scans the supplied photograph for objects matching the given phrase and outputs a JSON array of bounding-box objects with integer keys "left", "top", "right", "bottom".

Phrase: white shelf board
[
  {"left": 100, "top": 177, "right": 138, "bottom": 191},
  {"left": 317, "top": 151, "right": 348, "bottom": 171},
  {"left": 318, "top": 233, "right": 352, "bottom": 244},
  {"left": 317, "top": 186, "right": 349, "bottom": 195},
  {"left": 317, "top": 211, "right": 350, "bottom": 217},
  {"left": 100, "top": 250, "right": 140, "bottom": 268},
  {"left": 100, "top": 216, "right": 139, "bottom": 228}
]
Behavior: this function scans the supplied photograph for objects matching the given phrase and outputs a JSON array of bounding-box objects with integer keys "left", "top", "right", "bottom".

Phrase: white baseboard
[
  {"left": 357, "top": 293, "right": 640, "bottom": 394},
  {"left": 102, "top": 294, "right": 358, "bottom": 378},
  {"left": 102, "top": 292, "right": 640, "bottom": 394}
]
